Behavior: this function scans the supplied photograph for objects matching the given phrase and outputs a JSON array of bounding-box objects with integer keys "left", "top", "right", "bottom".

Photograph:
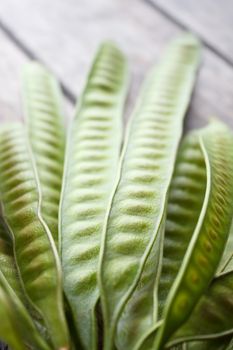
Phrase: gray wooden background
[{"left": 0, "top": 0, "right": 232, "bottom": 130}]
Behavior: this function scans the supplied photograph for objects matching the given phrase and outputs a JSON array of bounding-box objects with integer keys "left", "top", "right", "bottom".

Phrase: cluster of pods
[{"left": 0, "top": 33, "right": 233, "bottom": 350}]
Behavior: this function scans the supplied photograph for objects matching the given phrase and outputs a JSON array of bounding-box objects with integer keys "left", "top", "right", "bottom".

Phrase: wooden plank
[
  {"left": 185, "top": 50, "right": 233, "bottom": 129},
  {"left": 0, "top": 0, "right": 232, "bottom": 129},
  {"left": 0, "top": 29, "right": 72, "bottom": 122},
  {"left": 0, "top": 29, "right": 28, "bottom": 121},
  {"left": 149, "top": 0, "right": 233, "bottom": 62}
]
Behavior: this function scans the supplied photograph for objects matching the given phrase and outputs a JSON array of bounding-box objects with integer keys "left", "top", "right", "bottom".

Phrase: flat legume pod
[
  {"left": 98, "top": 34, "right": 200, "bottom": 350},
  {"left": 22, "top": 63, "right": 65, "bottom": 247},
  {"left": 183, "top": 336, "right": 232, "bottom": 350},
  {"left": 168, "top": 345, "right": 186, "bottom": 350},
  {"left": 0, "top": 124, "right": 69, "bottom": 349},
  {"left": 0, "top": 217, "right": 48, "bottom": 332},
  {"left": 154, "top": 122, "right": 233, "bottom": 349},
  {"left": 167, "top": 261, "right": 233, "bottom": 346},
  {"left": 60, "top": 42, "right": 128, "bottom": 350},
  {"left": 226, "top": 338, "right": 233, "bottom": 350},
  {"left": 0, "top": 270, "right": 50, "bottom": 350},
  {"left": 158, "top": 131, "right": 207, "bottom": 317},
  {"left": 116, "top": 130, "right": 206, "bottom": 350},
  {"left": 217, "top": 220, "right": 233, "bottom": 274},
  {"left": 0, "top": 237, "right": 16, "bottom": 288},
  {"left": 0, "top": 219, "right": 24, "bottom": 302}
]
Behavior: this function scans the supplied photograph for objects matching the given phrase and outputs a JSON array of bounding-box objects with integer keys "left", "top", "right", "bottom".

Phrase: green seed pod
[
  {"left": 0, "top": 220, "right": 24, "bottom": 301},
  {"left": 167, "top": 264, "right": 233, "bottom": 346},
  {"left": 0, "top": 270, "right": 51, "bottom": 350},
  {"left": 154, "top": 122, "right": 233, "bottom": 349},
  {"left": 183, "top": 336, "right": 232, "bottom": 350},
  {"left": 60, "top": 42, "right": 128, "bottom": 350},
  {"left": 158, "top": 131, "right": 207, "bottom": 317},
  {"left": 98, "top": 34, "right": 200, "bottom": 350},
  {"left": 217, "top": 220, "right": 233, "bottom": 275},
  {"left": 22, "top": 63, "right": 65, "bottom": 247},
  {"left": 0, "top": 124, "right": 69, "bottom": 349},
  {"left": 121, "top": 130, "right": 207, "bottom": 350}
]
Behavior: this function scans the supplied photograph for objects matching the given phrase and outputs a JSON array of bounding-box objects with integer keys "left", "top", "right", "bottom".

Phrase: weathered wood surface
[
  {"left": 0, "top": 0, "right": 231, "bottom": 129},
  {"left": 0, "top": 30, "right": 28, "bottom": 121},
  {"left": 150, "top": 0, "right": 233, "bottom": 62},
  {"left": 0, "top": 29, "right": 72, "bottom": 123}
]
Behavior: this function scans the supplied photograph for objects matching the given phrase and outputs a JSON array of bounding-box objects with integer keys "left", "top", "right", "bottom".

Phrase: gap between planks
[
  {"left": 0, "top": 18, "right": 75, "bottom": 104},
  {"left": 144, "top": 0, "right": 233, "bottom": 69}
]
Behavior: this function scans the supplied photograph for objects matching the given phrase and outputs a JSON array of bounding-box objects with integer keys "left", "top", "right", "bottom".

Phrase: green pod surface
[
  {"left": 22, "top": 63, "right": 65, "bottom": 247},
  {"left": 0, "top": 124, "right": 69, "bottom": 349},
  {"left": 167, "top": 265, "right": 233, "bottom": 345},
  {"left": 0, "top": 270, "right": 51, "bottom": 350},
  {"left": 0, "top": 220, "right": 24, "bottom": 301},
  {"left": 0, "top": 214, "right": 23, "bottom": 294},
  {"left": 121, "top": 131, "right": 206, "bottom": 350},
  {"left": 115, "top": 218, "right": 165, "bottom": 350},
  {"left": 60, "top": 43, "right": 128, "bottom": 350},
  {"left": 135, "top": 322, "right": 163, "bottom": 350},
  {"left": 166, "top": 154, "right": 233, "bottom": 347},
  {"left": 0, "top": 219, "right": 50, "bottom": 341},
  {"left": 154, "top": 122, "right": 233, "bottom": 349},
  {"left": 217, "top": 220, "right": 233, "bottom": 274},
  {"left": 134, "top": 131, "right": 207, "bottom": 350},
  {"left": 184, "top": 336, "right": 232, "bottom": 350},
  {"left": 168, "top": 345, "right": 186, "bottom": 350},
  {"left": 158, "top": 131, "right": 207, "bottom": 317},
  {"left": 226, "top": 338, "right": 233, "bottom": 350},
  {"left": 98, "top": 34, "right": 200, "bottom": 350}
]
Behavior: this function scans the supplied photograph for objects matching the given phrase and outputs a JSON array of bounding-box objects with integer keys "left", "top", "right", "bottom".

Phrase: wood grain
[
  {"left": 0, "top": 30, "right": 27, "bottom": 121},
  {"left": 149, "top": 0, "right": 233, "bottom": 62},
  {"left": 0, "top": 0, "right": 232, "bottom": 129},
  {"left": 0, "top": 29, "right": 72, "bottom": 123}
]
